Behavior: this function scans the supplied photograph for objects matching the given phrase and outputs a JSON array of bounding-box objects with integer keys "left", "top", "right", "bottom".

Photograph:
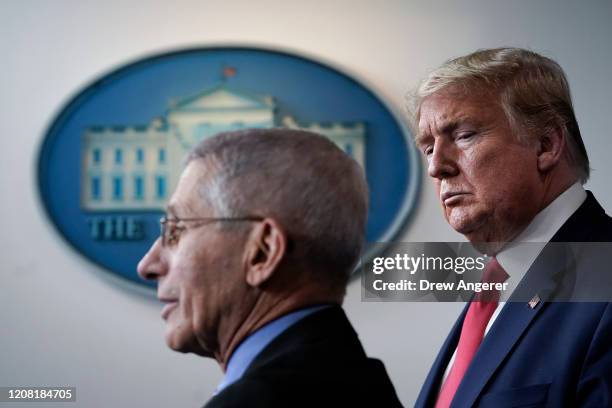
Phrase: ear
[
  {"left": 536, "top": 127, "right": 565, "bottom": 172},
  {"left": 243, "top": 218, "right": 288, "bottom": 287}
]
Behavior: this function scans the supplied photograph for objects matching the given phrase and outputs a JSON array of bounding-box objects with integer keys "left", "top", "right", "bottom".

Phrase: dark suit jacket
[
  {"left": 415, "top": 192, "right": 612, "bottom": 408},
  {"left": 205, "top": 305, "right": 403, "bottom": 408}
]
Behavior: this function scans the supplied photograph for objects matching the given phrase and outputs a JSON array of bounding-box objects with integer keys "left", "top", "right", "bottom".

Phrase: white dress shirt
[{"left": 440, "top": 182, "right": 587, "bottom": 384}]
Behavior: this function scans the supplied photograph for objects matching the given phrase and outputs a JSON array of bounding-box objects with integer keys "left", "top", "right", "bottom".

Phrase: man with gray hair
[
  {"left": 411, "top": 48, "right": 612, "bottom": 407},
  {"left": 137, "top": 128, "right": 402, "bottom": 407}
]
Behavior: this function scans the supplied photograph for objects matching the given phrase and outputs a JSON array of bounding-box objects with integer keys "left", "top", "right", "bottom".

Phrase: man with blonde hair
[{"left": 411, "top": 48, "right": 612, "bottom": 407}]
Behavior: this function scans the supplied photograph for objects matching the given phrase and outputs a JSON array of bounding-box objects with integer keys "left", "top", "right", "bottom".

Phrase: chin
[
  {"left": 448, "top": 208, "right": 488, "bottom": 236},
  {"left": 165, "top": 331, "right": 185, "bottom": 352},
  {"left": 449, "top": 218, "right": 480, "bottom": 238},
  {"left": 164, "top": 322, "right": 190, "bottom": 351},
  {"left": 452, "top": 221, "right": 505, "bottom": 255},
  {"left": 165, "top": 327, "right": 214, "bottom": 357}
]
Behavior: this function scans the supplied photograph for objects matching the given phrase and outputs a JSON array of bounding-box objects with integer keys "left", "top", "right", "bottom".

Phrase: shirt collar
[
  {"left": 215, "top": 304, "right": 331, "bottom": 394},
  {"left": 497, "top": 182, "right": 586, "bottom": 291}
]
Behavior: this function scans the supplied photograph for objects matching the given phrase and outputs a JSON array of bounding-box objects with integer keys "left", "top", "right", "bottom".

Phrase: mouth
[
  {"left": 159, "top": 298, "right": 178, "bottom": 320},
  {"left": 441, "top": 191, "right": 470, "bottom": 205}
]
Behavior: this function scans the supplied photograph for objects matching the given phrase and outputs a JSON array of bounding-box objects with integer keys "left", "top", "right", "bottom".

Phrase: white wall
[{"left": 2, "top": 1, "right": 611, "bottom": 406}]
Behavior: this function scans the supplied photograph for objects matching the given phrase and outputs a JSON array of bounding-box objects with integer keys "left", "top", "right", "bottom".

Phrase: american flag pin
[{"left": 528, "top": 294, "right": 541, "bottom": 309}]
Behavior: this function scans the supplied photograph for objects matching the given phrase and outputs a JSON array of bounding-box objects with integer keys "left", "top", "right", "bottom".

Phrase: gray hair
[
  {"left": 185, "top": 128, "right": 368, "bottom": 287},
  {"left": 408, "top": 47, "right": 589, "bottom": 183}
]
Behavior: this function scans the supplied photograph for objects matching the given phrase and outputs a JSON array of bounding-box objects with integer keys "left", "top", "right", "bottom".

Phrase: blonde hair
[{"left": 408, "top": 47, "right": 589, "bottom": 183}]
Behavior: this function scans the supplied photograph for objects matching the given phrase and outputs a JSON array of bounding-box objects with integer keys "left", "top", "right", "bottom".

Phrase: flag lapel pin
[{"left": 528, "top": 294, "right": 541, "bottom": 309}]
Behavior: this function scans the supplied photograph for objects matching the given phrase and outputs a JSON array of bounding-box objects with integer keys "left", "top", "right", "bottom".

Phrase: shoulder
[
  {"left": 205, "top": 362, "right": 403, "bottom": 408},
  {"left": 555, "top": 191, "right": 612, "bottom": 241},
  {"left": 205, "top": 306, "right": 403, "bottom": 407}
]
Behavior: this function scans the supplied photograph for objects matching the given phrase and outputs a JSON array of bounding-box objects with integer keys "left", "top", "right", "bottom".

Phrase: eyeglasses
[{"left": 159, "top": 215, "right": 264, "bottom": 247}]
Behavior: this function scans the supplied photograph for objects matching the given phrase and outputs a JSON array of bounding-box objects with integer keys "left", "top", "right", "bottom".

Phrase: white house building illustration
[{"left": 81, "top": 84, "right": 366, "bottom": 211}]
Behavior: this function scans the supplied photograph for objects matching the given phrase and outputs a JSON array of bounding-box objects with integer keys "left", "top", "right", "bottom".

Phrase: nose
[
  {"left": 427, "top": 139, "right": 459, "bottom": 180},
  {"left": 137, "top": 238, "right": 167, "bottom": 282}
]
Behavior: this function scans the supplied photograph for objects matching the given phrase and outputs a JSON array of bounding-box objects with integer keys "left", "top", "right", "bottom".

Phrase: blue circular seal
[{"left": 37, "top": 47, "right": 420, "bottom": 288}]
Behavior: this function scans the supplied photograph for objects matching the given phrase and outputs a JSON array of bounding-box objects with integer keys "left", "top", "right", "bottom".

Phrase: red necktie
[{"left": 435, "top": 257, "right": 509, "bottom": 408}]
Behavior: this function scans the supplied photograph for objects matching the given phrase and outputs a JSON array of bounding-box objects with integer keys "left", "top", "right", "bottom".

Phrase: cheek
[
  {"left": 175, "top": 259, "right": 223, "bottom": 329},
  {"left": 462, "top": 149, "right": 500, "bottom": 186},
  {"left": 178, "top": 267, "right": 208, "bottom": 317},
  {"left": 190, "top": 292, "right": 214, "bottom": 335},
  {"left": 169, "top": 286, "right": 208, "bottom": 347},
  {"left": 470, "top": 154, "right": 540, "bottom": 213},
  {"left": 465, "top": 147, "right": 532, "bottom": 190},
  {"left": 168, "top": 257, "right": 204, "bottom": 319}
]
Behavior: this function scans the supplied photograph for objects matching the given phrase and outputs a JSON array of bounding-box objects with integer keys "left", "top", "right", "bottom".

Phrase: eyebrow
[
  {"left": 432, "top": 119, "right": 463, "bottom": 139},
  {"left": 165, "top": 203, "right": 180, "bottom": 217},
  {"left": 414, "top": 132, "right": 431, "bottom": 148},
  {"left": 166, "top": 199, "right": 201, "bottom": 218},
  {"left": 416, "top": 117, "right": 474, "bottom": 147}
]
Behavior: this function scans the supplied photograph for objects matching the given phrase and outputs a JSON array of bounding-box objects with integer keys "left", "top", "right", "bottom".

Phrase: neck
[
  {"left": 471, "top": 170, "right": 578, "bottom": 254},
  {"left": 511, "top": 169, "right": 579, "bottom": 242},
  {"left": 214, "top": 282, "right": 341, "bottom": 370}
]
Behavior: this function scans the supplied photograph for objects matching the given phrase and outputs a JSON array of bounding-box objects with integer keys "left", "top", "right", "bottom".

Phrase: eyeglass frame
[{"left": 159, "top": 215, "right": 264, "bottom": 247}]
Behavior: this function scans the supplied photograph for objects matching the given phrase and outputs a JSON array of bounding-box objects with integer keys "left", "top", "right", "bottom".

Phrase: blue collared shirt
[{"left": 215, "top": 304, "right": 331, "bottom": 393}]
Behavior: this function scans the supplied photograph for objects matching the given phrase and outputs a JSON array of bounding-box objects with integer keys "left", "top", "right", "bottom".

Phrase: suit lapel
[
  {"left": 449, "top": 302, "right": 545, "bottom": 407},
  {"left": 450, "top": 243, "right": 569, "bottom": 407}
]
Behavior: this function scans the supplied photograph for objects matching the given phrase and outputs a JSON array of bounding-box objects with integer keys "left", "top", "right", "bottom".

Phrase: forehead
[
  {"left": 167, "top": 160, "right": 215, "bottom": 216},
  {"left": 416, "top": 89, "right": 503, "bottom": 137}
]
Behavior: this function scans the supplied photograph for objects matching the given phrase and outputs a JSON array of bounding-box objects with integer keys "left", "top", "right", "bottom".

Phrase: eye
[
  {"left": 165, "top": 221, "right": 185, "bottom": 246},
  {"left": 423, "top": 146, "right": 434, "bottom": 157},
  {"left": 456, "top": 131, "right": 476, "bottom": 141},
  {"left": 169, "top": 227, "right": 187, "bottom": 245},
  {"left": 166, "top": 224, "right": 179, "bottom": 245}
]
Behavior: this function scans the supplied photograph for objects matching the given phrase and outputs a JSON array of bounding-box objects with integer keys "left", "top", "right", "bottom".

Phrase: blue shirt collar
[{"left": 215, "top": 304, "right": 331, "bottom": 393}]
